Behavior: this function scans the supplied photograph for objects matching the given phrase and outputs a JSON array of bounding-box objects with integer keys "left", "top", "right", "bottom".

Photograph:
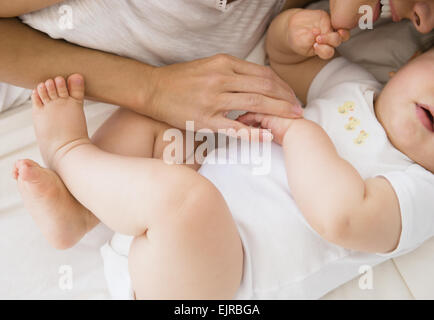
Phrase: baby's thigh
[
  {"left": 91, "top": 108, "right": 171, "bottom": 159},
  {"left": 129, "top": 173, "right": 243, "bottom": 299},
  {"left": 153, "top": 122, "right": 216, "bottom": 171},
  {"left": 92, "top": 108, "right": 212, "bottom": 171}
]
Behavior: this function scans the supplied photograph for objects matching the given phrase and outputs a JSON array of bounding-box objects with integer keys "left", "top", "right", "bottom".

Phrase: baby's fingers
[
  {"left": 313, "top": 43, "right": 335, "bottom": 60},
  {"left": 316, "top": 32, "right": 342, "bottom": 48},
  {"left": 338, "top": 29, "right": 351, "bottom": 42}
]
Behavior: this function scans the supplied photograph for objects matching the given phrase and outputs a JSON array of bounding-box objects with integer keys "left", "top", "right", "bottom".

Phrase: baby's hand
[
  {"left": 237, "top": 113, "right": 295, "bottom": 145},
  {"left": 286, "top": 9, "right": 350, "bottom": 60}
]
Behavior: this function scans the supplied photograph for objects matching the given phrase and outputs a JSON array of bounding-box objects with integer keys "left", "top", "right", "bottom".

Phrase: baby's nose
[{"left": 413, "top": 1, "right": 434, "bottom": 34}]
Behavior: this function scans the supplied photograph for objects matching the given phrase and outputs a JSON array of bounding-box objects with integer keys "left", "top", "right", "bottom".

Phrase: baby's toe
[
  {"left": 32, "top": 90, "right": 43, "bottom": 108},
  {"left": 45, "top": 79, "right": 58, "bottom": 100},
  {"left": 67, "top": 74, "right": 85, "bottom": 101},
  {"left": 12, "top": 162, "right": 19, "bottom": 180},
  {"left": 55, "top": 76, "right": 69, "bottom": 98},
  {"left": 19, "top": 160, "right": 42, "bottom": 183},
  {"left": 37, "top": 83, "right": 51, "bottom": 105}
]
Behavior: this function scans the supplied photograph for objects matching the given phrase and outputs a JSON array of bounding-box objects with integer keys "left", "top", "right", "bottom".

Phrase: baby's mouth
[{"left": 415, "top": 103, "right": 434, "bottom": 132}]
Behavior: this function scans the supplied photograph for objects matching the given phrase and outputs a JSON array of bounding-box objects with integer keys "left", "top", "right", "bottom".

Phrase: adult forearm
[
  {"left": 282, "top": 0, "right": 316, "bottom": 11},
  {"left": 0, "top": 1, "right": 64, "bottom": 17},
  {"left": 0, "top": 18, "right": 154, "bottom": 114}
]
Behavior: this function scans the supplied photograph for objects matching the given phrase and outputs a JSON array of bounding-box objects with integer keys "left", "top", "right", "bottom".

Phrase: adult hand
[{"left": 145, "top": 54, "right": 303, "bottom": 133}]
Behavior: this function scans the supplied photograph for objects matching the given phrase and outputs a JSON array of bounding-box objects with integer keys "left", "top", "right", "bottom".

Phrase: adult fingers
[
  {"left": 229, "top": 58, "right": 300, "bottom": 104},
  {"left": 219, "top": 93, "right": 304, "bottom": 118},
  {"left": 224, "top": 74, "right": 298, "bottom": 107}
]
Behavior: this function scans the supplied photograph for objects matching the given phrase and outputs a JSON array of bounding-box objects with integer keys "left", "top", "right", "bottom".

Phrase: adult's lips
[
  {"left": 374, "top": 1, "right": 382, "bottom": 23},
  {"left": 389, "top": 0, "right": 401, "bottom": 22},
  {"left": 416, "top": 103, "right": 434, "bottom": 132}
]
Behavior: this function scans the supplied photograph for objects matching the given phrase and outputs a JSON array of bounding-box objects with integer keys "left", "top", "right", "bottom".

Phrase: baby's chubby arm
[
  {"left": 282, "top": 120, "right": 402, "bottom": 253},
  {"left": 0, "top": 0, "right": 64, "bottom": 17},
  {"left": 238, "top": 113, "right": 402, "bottom": 254},
  {"left": 244, "top": 10, "right": 403, "bottom": 253}
]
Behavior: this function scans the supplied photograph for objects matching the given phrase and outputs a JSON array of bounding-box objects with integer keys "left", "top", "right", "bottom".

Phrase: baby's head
[{"left": 375, "top": 48, "right": 434, "bottom": 173}]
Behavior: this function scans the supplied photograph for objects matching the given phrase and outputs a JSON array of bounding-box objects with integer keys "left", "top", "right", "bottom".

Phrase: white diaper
[{"left": 100, "top": 233, "right": 134, "bottom": 300}]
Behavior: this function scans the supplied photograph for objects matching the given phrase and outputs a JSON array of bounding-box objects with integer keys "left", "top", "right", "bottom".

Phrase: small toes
[
  {"left": 45, "top": 79, "right": 58, "bottom": 100},
  {"left": 67, "top": 74, "right": 85, "bottom": 101},
  {"left": 37, "top": 83, "right": 50, "bottom": 105},
  {"left": 55, "top": 76, "right": 69, "bottom": 98},
  {"left": 31, "top": 90, "right": 43, "bottom": 108},
  {"left": 15, "top": 159, "right": 41, "bottom": 182}
]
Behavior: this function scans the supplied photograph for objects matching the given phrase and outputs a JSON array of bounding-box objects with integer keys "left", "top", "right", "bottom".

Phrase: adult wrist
[{"left": 132, "top": 62, "right": 159, "bottom": 117}]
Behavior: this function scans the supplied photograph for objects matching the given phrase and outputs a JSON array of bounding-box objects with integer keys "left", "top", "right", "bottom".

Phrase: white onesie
[{"left": 101, "top": 57, "right": 434, "bottom": 300}]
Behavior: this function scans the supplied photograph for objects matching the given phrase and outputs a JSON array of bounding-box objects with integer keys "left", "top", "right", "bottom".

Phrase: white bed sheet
[{"left": 0, "top": 102, "right": 116, "bottom": 299}]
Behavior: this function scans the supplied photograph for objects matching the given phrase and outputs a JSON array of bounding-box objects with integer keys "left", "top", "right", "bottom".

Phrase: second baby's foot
[
  {"left": 13, "top": 159, "right": 99, "bottom": 249},
  {"left": 32, "top": 74, "right": 89, "bottom": 169}
]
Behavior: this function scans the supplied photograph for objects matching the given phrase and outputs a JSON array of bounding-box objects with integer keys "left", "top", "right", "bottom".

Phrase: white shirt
[
  {"left": 197, "top": 58, "right": 434, "bottom": 299},
  {"left": 20, "top": 0, "right": 285, "bottom": 66}
]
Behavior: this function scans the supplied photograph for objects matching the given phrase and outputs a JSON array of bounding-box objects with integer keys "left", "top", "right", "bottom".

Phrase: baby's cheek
[{"left": 388, "top": 114, "right": 420, "bottom": 151}]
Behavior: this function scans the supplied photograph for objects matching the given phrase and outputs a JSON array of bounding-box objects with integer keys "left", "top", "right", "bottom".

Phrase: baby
[
  {"left": 13, "top": 8, "right": 434, "bottom": 299},
  {"left": 241, "top": 8, "right": 434, "bottom": 253}
]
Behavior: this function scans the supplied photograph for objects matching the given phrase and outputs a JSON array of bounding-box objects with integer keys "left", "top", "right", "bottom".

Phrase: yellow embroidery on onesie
[
  {"left": 354, "top": 130, "right": 369, "bottom": 145},
  {"left": 345, "top": 117, "right": 360, "bottom": 131},
  {"left": 338, "top": 101, "right": 355, "bottom": 114}
]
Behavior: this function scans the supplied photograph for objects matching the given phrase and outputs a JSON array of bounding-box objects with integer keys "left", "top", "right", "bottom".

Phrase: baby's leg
[
  {"left": 14, "top": 76, "right": 98, "bottom": 249},
  {"left": 30, "top": 75, "right": 242, "bottom": 298},
  {"left": 15, "top": 75, "right": 190, "bottom": 249}
]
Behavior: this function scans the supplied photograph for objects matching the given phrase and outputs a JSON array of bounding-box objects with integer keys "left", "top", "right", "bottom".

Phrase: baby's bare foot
[
  {"left": 32, "top": 74, "right": 89, "bottom": 169},
  {"left": 13, "top": 159, "right": 99, "bottom": 249}
]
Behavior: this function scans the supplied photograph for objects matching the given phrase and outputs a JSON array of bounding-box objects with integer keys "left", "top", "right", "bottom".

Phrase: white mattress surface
[{"left": 0, "top": 103, "right": 116, "bottom": 299}]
